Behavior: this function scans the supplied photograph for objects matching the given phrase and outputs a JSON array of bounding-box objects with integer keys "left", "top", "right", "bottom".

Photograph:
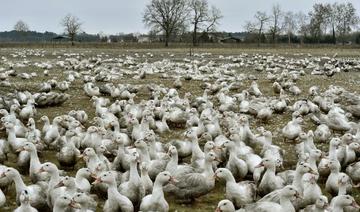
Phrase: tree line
[{"left": 9, "top": 0, "right": 360, "bottom": 47}]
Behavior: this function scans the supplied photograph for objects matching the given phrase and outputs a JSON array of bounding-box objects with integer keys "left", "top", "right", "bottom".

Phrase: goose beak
[
  {"left": 213, "top": 173, "right": 219, "bottom": 180},
  {"left": 69, "top": 200, "right": 81, "bottom": 209},
  {"left": 169, "top": 176, "right": 178, "bottom": 184},
  {"left": 295, "top": 191, "right": 302, "bottom": 199},
  {"left": 215, "top": 207, "right": 221, "bottom": 212},
  {"left": 90, "top": 173, "right": 97, "bottom": 179},
  {"left": 37, "top": 167, "right": 45, "bottom": 173},
  {"left": 0, "top": 172, "right": 5, "bottom": 178},
  {"left": 215, "top": 157, "right": 222, "bottom": 163},
  {"left": 54, "top": 181, "right": 64, "bottom": 189},
  {"left": 16, "top": 147, "right": 25, "bottom": 153},
  {"left": 92, "top": 177, "right": 102, "bottom": 185},
  {"left": 255, "top": 162, "right": 264, "bottom": 168},
  {"left": 128, "top": 145, "right": 135, "bottom": 149},
  {"left": 352, "top": 200, "right": 360, "bottom": 209},
  {"left": 309, "top": 168, "right": 318, "bottom": 175}
]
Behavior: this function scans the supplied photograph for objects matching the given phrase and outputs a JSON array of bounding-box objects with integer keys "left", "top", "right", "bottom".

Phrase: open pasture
[{"left": 0, "top": 47, "right": 360, "bottom": 211}]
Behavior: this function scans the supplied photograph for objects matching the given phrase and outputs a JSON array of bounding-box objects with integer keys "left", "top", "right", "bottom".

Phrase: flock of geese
[{"left": 0, "top": 49, "right": 360, "bottom": 212}]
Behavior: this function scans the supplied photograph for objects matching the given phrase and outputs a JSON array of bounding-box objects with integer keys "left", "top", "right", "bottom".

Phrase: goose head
[
  {"left": 76, "top": 168, "right": 93, "bottom": 179},
  {"left": 55, "top": 176, "right": 75, "bottom": 189},
  {"left": 342, "top": 133, "right": 354, "bottom": 145},
  {"left": 0, "top": 167, "right": 18, "bottom": 179},
  {"left": 17, "top": 142, "right": 36, "bottom": 153},
  {"left": 205, "top": 151, "right": 220, "bottom": 163},
  {"left": 96, "top": 145, "right": 110, "bottom": 155},
  {"left": 315, "top": 195, "right": 329, "bottom": 209},
  {"left": 326, "top": 159, "right": 341, "bottom": 171},
  {"left": 92, "top": 171, "right": 115, "bottom": 185},
  {"left": 80, "top": 148, "right": 96, "bottom": 160},
  {"left": 134, "top": 139, "right": 147, "bottom": 150},
  {"left": 155, "top": 171, "right": 177, "bottom": 186},
  {"left": 40, "top": 115, "right": 49, "bottom": 122},
  {"left": 39, "top": 162, "right": 58, "bottom": 174},
  {"left": 167, "top": 145, "right": 178, "bottom": 157},
  {"left": 140, "top": 162, "right": 150, "bottom": 173},
  {"left": 54, "top": 195, "right": 81, "bottom": 210},
  {"left": 309, "top": 149, "right": 323, "bottom": 160},
  {"left": 330, "top": 138, "right": 341, "bottom": 148},
  {"left": 296, "top": 162, "right": 317, "bottom": 175},
  {"left": 334, "top": 195, "right": 359, "bottom": 209},
  {"left": 281, "top": 185, "right": 300, "bottom": 199},
  {"left": 214, "top": 168, "right": 232, "bottom": 181},
  {"left": 255, "top": 158, "right": 277, "bottom": 169},
  {"left": 72, "top": 192, "right": 91, "bottom": 207},
  {"left": 349, "top": 142, "right": 360, "bottom": 152},
  {"left": 337, "top": 173, "right": 351, "bottom": 187},
  {"left": 19, "top": 189, "right": 31, "bottom": 204},
  {"left": 215, "top": 199, "right": 235, "bottom": 212},
  {"left": 204, "top": 141, "right": 218, "bottom": 152},
  {"left": 130, "top": 151, "right": 141, "bottom": 164}
]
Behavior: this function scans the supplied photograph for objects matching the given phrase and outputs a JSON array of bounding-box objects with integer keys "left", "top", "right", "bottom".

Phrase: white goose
[
  {"left": 93, "top": 171, "right": 133, "bottom": 212},
  {"left": 140, "top": 171, "right": 176, "bottom": 212},
  {"left": 214, "top": 168, "right": 256, "bottom": 208}
]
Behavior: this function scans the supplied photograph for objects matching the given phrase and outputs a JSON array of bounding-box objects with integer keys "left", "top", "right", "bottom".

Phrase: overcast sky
[{"left": 1, "top": 0, "right": 359, "bottom": 34}]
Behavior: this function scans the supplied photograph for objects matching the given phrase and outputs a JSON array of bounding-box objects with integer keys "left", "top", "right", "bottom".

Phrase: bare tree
[
  {"left": 143, "top": 0, "right": 189, "bottom": 47},
  {"left": 254, "top": 11, "right": 269, "bottom": 47},
  {"left": 14, "top": 20, "right": 29, "bottom": 32},
  {"left": 335, "top": 2, "right": 359, "bottom": 44},
  {"left": 283, "top": 11, "right": 296, "bottom": 44},
  {"left": 296, "top": 12, "right": 309, "bottom": 45},
  {"left": 308, "top": 3, "right": 331, "bottom": 43},
  {"left": 206, "top": 6, "right": 223, "bottom": 32},
  {"left": 61, "top": 14, "right": 82, "bottom": 46},
  {"left": 189, "top": 0, "right": 222, "bottom": 46},
  {"left": 269, "top": 4, "right": 282, "bottom": 44}
]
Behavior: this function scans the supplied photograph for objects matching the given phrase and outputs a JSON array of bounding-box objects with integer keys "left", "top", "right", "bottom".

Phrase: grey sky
[{"left": 1, "top": 0, "right": 359, "bottom": 34}]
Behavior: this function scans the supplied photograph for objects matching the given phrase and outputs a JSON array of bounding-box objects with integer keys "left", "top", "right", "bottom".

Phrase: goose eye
[
  {"left": 289, "top": 188, "right": 293, "bottom": 190},
  {"left": 224, "top": 203, "right": 227, "bottom": 205},
  {"left": 346, "top": 196, "right": 350, "bottom": 199}
]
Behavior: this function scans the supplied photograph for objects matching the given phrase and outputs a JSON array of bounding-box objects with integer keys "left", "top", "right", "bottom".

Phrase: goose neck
[
  {"left": 280, "top": 195, "right": 295, "bottom": 212},
  {"left": 12, "top": 172, "right": 27, "bottom": 192}
]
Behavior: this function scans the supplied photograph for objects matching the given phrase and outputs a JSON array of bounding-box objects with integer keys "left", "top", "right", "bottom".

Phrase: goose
[
  {"left": 74, "top": 168, "right": 92, "bottom": 193},
  {"left": 25, "top": 118, "right": 42, "bottom": 148},
  {"left": 140, "top": 162, "right": 153, "bottom": 195},
  {"left": 111, "top": 136, "right": 131, "bottom": 172},
  {"left": 140, "top": 171, "right": 176, "bottom": 212},
  {"left": 54, "top": 176, "right": 77, "bottom": 197},
  {"left": 14, "top": 189, "right": 38, "bottom": 212},
  {"left": 93, "top": 171, "right": 134, "bottom": 212},
  {"left": 17, "top": 142, "right": 47, "bottom": 183},
  {"left": 222, "top": 140, "right": 248, "bottom": 179},
  {"left": 346, "top": 161, "right": 360, "bottom": 183},
  {"left": 68, "top": 110, "right": 88, "bottom": 125},
  {"left": 165, "top": 145, "right": 194, "bottom": 176},
  {"left": 164, "top": 151, "right": 217, "bottom": 201},
  {"left": 72, "top": 192, "right": 97, "bottom": 212},
  {"left": 43, "top": 116, "right": 62, "bottom": 147},
  {"left": 314, "top": 124, "right": 331, "bottom": 143},
  {"left": 318, "top": 138, "right": 341, "bottom": 176},
  {"left": 80, "top": 147, "right": 104, "bottom": 173},
  {"left": 39, "top": 162, "right": 63, "bottom": 208},
  {"left": 19, "top": 99, "right": 36, "bottom": 121},
  {"left": 0, "top": 188, "right": 5, "bottom": 208},
  {"left": 95, "top": 144, "right": 111, "bottom": 170},
  {"left": 282, "top": 116, "right": 303, "bottom": 142},
  {"left": 4, "top": 121, "right": 28, "bottom": 151},
  {"left": 329, "top": 195, "right": 359, "bottom": 212},
  {"left": 118, "top": 151, "right": 145, "bottom": 207},
  {"left": 248, "top": 81, "right": 262, "bottom": 97},
  {"left": 325, "top": 160, "right": 351, "bottom": 196},
  {"left": 240, "top": 185, "right": 300, "bottom": 212},
  {"left": 134, "top": 139, "right": 167, "bottom": 180},
  {"left": 300, "top": 195, "right": 329, "bottom": 212},
  {"left": 40, "top": 115, "right": 50, "bottom": 135},
  {"left": 215, "top": 199, "right": 238, "bottom": 212},
  {"left": 301, "top": 173, "right": 322, "bottom": 207},
  {"left": 155, "top": 112, "right": 170, "bottom": 134},
  {"left": 57, "top": 130, "right": 81, "bottom": 167},
  {"left": 0, "top": 167, "right": 47, "bottom": 209},
  {"left": 0, "top": 139, "right": 8, "bottom": 164},
  {"left": 53, "top": 195, "right": 81, "bottom": 212},
  {"left": 214, "top": 168, "right": 255, "bottom": 208},
  {"left": 256, "top": 158, "right": 285, "bottom": 196}
]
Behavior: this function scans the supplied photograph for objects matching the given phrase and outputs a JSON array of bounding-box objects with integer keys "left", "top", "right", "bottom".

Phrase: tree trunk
[
  {"left": 165, "top": 31, "right": 169, "bottom": 47},
  {"left": 332, "top": 25, "right": 336, "bottom": 45},
  {"left": 193, "top": 23, "right": 198, "bottom": 46},
  {"left": 288, "top": 33, "right": 291, "bottom": 45},
  {"left": 258, "top": 23, "right": 263, "bottom": 47}
]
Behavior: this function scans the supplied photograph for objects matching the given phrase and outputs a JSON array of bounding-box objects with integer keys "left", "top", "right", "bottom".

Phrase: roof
[{"left": 53, "top": 35, "right": 70, "bottom": 40}]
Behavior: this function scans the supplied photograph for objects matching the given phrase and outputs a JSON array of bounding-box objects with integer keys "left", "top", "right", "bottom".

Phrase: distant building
[
  {"left": 138, "top": 35, "right": 151, "bottom": 43},
  {"left": 220, "top": 36, "right": 243, "bottom": 43}
]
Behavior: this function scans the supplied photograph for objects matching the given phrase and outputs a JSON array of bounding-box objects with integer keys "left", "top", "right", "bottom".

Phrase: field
[{"left": 0, "top": 46, "right": 360, "bottom": 211}]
